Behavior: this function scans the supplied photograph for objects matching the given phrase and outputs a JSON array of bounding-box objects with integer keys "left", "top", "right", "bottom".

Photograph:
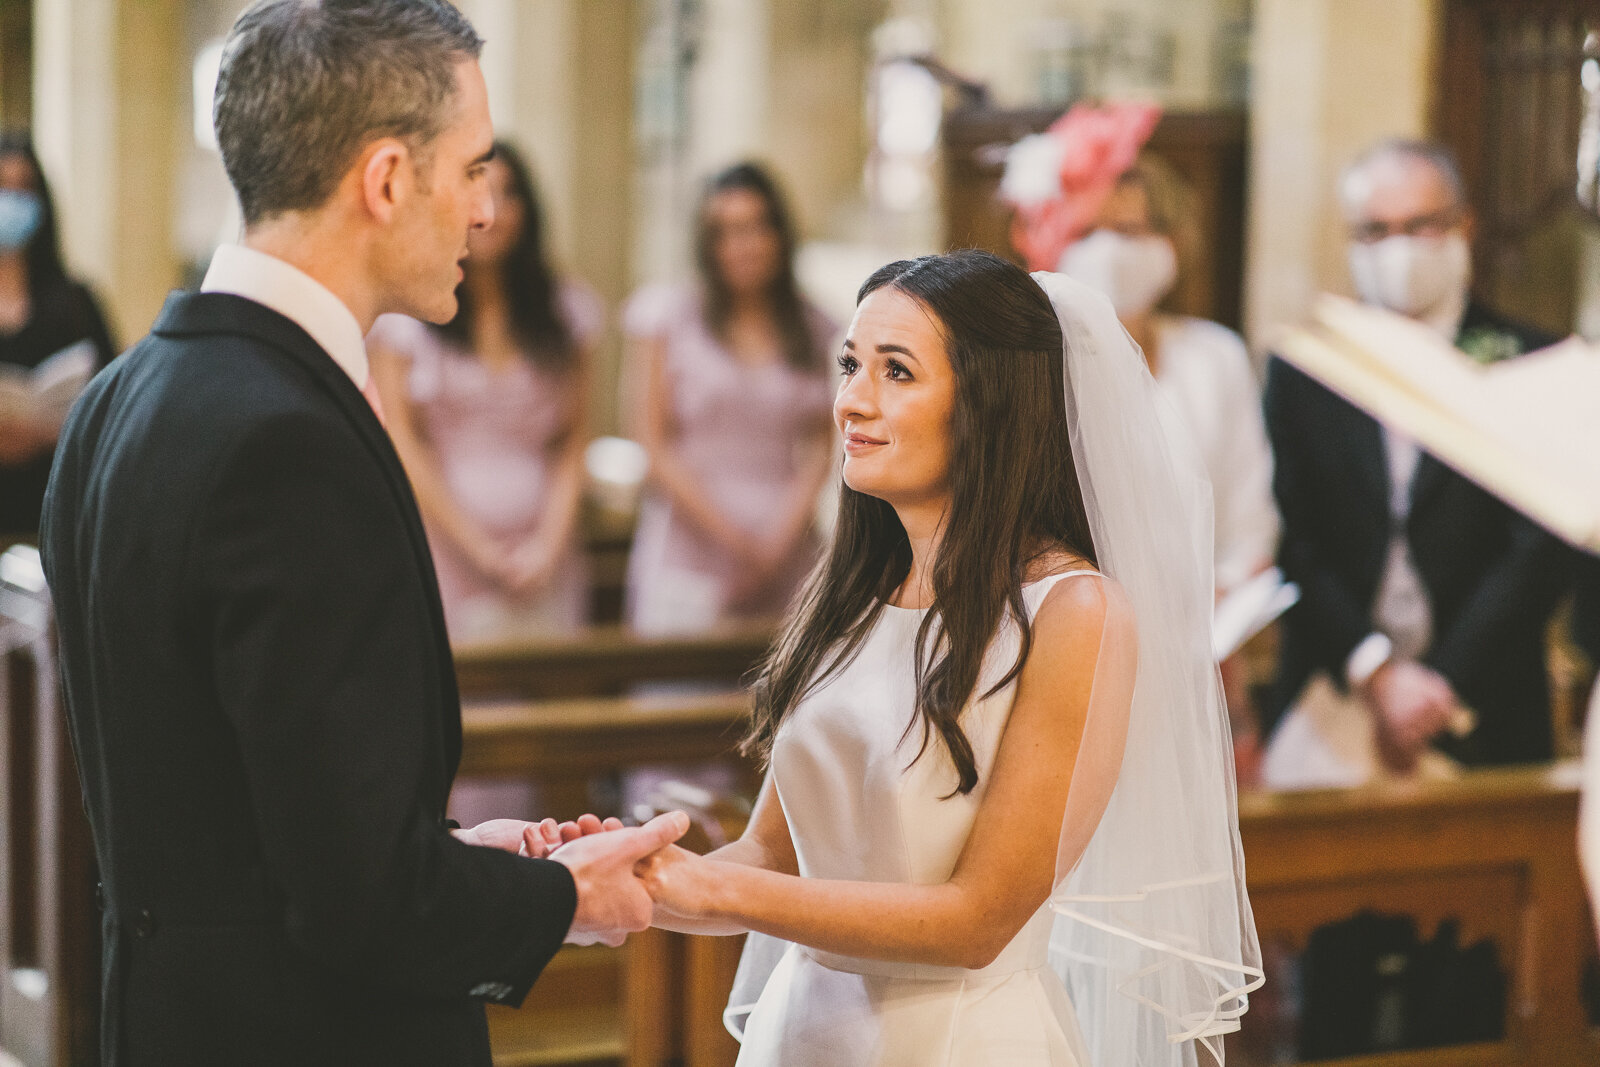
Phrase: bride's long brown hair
[{"left": 744, "top": 250, "right": 1097, "bottom": 794}]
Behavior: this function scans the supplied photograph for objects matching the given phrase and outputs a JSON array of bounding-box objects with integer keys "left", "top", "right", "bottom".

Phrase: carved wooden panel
[{"left": 1436, "top": 0, "right": 1600, "bottom": 336}]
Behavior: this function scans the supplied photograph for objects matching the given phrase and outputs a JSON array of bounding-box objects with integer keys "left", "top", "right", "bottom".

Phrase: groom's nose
[{"left": 470, "top": 182, "right": 495, "bottom": 234}]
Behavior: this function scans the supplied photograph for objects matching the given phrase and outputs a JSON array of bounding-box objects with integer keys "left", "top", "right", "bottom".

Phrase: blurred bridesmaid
[
  {"left": 624, "top": 162, "right": 836, "bottom": 634},
  {"left": 370, "top": 141, "right": 601, "bottom": 641}
]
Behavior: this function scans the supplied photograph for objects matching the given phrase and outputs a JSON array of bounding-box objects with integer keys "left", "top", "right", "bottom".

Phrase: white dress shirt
[
  {"left": 1345, "top": 289, "right": 1469, "bottom": 685},
  {"left": 201, "top": 243, "right": 370, "bottom": 390}
]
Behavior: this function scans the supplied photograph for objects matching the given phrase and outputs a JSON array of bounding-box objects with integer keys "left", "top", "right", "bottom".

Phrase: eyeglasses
[{"left": 1348, "top": 208, "right": 1462, "bottom": 244}]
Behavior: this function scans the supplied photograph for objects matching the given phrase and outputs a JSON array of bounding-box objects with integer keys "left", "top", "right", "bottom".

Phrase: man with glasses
[{"left": 1259, "top": 138, "right": 1573, "bottom": 786}]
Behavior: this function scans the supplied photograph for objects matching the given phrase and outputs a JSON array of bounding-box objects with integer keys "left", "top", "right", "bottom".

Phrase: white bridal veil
[{"left": 1035, "top": 270, "right": 1262, "bottom": 1066}]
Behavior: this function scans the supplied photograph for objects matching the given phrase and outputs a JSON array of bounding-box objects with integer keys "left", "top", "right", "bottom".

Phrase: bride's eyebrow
[{"left": 841, "top": 338, "right": 922, "bottom": 365}]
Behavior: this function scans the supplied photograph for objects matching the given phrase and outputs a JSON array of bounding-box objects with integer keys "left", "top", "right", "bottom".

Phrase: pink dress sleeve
[
  {"left": 558, "top": 279, "right": 606, "bottom": 350},
  {"left": 622, "top": 282, "right": 689, "bottom": 341},
  {"left": 366, "top": 313, "right": 442, "bottom": 404}
]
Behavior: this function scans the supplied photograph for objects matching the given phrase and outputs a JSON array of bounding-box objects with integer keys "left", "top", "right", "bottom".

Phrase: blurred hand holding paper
[
  {"left": 0, "top": 338, "right": 96, "bottom": 428},
  {"left": 1277, "top": 296, "right": 1600, "bottom": 553},
  {"left": 1213, "top": 565, "right": 1299, "bottom": 661}
]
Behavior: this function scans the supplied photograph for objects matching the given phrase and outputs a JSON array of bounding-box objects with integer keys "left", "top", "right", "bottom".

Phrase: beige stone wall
[
  {"left": 463, "top": 0, "right": 636, "bottom": 432},
  {"left": 1245, "top": 0, "right": 1441, "bottom": 351},
  {"left": 764, "top": 2, "right": 882, "bottom": 241},
  {"left": 34, "top": 0, "right": 186, "bottom": 345},
  {"left": 936, "top": 0, "right": 1249, "bottom": 109}
]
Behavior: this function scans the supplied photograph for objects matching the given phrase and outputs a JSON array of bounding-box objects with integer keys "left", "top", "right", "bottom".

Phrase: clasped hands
[
  {"left": 452, "top": 812, "right": 716, "bottom": 946},
  {"left": 1359, "top": 659, "right": 1466, "bottom": 772}
]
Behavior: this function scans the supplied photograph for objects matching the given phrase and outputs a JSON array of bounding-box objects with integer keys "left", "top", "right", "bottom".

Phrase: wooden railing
[
  {"left": 461, "top": 690, "right": 756, "bottom": 1067},
  {"left": 453, "top": 622, "right": 775, "bottom": 702},
  {"left": 1235, "top": 762, "right": 1597, "bottom": 1066},
  {"left": 0, "top": 547, "right": 96, "bottom": 1067}
]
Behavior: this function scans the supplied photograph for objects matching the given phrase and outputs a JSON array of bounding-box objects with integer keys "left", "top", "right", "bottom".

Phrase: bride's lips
[{"left": 844, "top": 432, "right": 887, "bottom": 453}]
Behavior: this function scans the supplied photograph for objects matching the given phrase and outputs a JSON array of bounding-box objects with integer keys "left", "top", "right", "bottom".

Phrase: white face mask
[
  {"left": 1056, "top": 230, "right": 1177, "bottom": 318},
  {"left": 1346, "top": 231, "right": 1471, "bottom": 318}
]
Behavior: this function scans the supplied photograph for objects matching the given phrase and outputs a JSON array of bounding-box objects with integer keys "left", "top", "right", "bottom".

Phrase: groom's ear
[{"left": 359, "top": 139, "right": 409, "bottom": 225}]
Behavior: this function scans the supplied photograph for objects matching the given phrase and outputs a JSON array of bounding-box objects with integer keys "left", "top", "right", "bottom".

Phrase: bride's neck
[{"left": 891, "top": 499, "right": 948, "bottom": 609}]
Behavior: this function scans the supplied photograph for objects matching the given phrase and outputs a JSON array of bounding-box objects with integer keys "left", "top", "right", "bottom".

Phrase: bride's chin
[{"left": 841, "top": 467, "right": 889, "bottom": 501}]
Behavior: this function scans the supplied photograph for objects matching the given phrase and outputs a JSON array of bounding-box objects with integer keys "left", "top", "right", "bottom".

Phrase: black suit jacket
[
  {"left": 1261, "top": 302, "right": 1575, "bottom": 765},
  {"left": 41, "top": 293, "right": 577, "bottom": 1067},
  {"left": 1573, "top": 558, "right": 1600, "bottom": 667}
]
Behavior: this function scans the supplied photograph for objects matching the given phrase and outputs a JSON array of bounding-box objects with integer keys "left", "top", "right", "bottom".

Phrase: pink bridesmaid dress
[
  {"left": 622, "top": 282, "right": 837, "bottom": 635},
  {"left": 369, "top": 281, "right": 604, "bottom": 642}
]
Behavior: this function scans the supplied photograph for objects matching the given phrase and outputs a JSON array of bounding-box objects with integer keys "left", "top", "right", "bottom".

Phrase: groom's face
[{"left": 387, "top": 58, "right": 496, "bottom": 323}]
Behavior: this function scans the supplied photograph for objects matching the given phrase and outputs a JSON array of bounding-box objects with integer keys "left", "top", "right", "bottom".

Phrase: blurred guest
[
  {"left": 1058, "top": 154, "right": 1278, "bottom": 783},
  {"left": 370, "top": 141, "right": 600, "bottom": 641},
  {"left": 624, "top": 162, "right": 836, "bottom": 634},
  {"left": 0, "top": 133, "right": 116, "bottom": 537},
  {"left": 1262, "top": 139, "right": 1573, "bottom": 786},
  {"left": 1059, "top": 154, "right": 1278, "bottom": 599}
]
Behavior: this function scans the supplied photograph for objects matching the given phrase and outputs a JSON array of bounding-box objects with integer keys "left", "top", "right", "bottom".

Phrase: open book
[
  {"left": 1276, "top": 296, "right": 1600, "bottom": 554},
  {"left": 0, "top": 339, "right": 96, "bottom": 427}
]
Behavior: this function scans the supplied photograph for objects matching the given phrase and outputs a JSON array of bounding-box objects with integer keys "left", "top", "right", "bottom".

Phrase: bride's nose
[{"left": 834, "top": 371, "right": 877, "bottom": 424}]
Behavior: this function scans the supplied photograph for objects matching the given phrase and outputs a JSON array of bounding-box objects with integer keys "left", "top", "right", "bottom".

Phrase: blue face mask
[{"left": 0, "top": 190, "right": 42, "bottom": 251}]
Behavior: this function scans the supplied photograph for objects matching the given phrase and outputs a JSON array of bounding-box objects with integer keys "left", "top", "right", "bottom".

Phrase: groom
[{"left": 40, "top": 2, "right": 682, "bottom": 1065}]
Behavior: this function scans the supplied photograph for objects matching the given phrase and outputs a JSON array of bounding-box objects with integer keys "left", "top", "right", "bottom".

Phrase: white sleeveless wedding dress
[{"left": 733, "top": 572, "right": 1101, "bottom": 1067}]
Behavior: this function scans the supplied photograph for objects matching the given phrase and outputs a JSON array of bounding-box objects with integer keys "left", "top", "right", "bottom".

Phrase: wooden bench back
[
  {"left": 453, "top": 621, "right": 776, "bottom": 701},
  {"left": 0, "top": 546, "right": 96, "bottom": 1067}
]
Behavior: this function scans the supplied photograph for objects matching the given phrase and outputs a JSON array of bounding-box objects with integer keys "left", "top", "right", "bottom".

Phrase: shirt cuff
[{"left": 1346, "top": 632, "right": 1394, "bottom": 689}]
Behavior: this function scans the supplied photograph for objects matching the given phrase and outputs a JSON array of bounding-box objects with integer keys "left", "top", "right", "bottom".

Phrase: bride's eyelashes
[{"left": 835, "top": 352, "right": 915, "bottom": 382}]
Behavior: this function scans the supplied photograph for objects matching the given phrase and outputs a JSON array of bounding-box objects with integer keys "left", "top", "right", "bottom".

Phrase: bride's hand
[{"left": 635, "top": 843, "right": 719, "bottom": 922}]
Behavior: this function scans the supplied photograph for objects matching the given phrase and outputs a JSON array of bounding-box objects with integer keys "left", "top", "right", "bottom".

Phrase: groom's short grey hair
[{"left": 214, "top": 0, "right": 483, "bottom": 225}]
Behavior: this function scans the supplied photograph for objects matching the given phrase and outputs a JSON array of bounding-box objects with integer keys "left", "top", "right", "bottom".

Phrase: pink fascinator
[{"left": 1000, "top": 102, "right": 1162, "bottom": 271}]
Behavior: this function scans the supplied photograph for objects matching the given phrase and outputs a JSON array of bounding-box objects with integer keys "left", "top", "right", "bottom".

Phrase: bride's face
[{"left": 834, "top": 287, "right": 956, "bottom": 510}]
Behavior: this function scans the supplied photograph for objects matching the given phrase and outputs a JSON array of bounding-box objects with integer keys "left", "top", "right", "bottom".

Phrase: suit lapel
[
  {"left": 1407, "top": 452, "right": 1452, "bottom": 521},
  {"left": 1333, "top": 394, "right": 1390, "bottom": 510},
  {"left": 153, "top": 292, "right": 463, "bottom": 784}
]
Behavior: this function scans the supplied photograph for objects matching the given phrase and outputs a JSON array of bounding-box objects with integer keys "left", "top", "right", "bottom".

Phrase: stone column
[
  {"left": 1245, "top": 0, "right": 1441, "bottom": 350},
  {"left": 33, "top": 0, "right": 186, "bottom": 344}
]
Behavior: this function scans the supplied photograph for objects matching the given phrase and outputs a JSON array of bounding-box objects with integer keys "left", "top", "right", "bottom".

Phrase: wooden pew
[
  {"left": 0, "top": 547, "right": 97, "bottom": 1067},
  {"left": 459, "top": 691, "right": 753, "bottom": 782},
  {"left": 459, "top": 691, "right": 757, "bottom": 1067},
  {"left": 1235, "top": 762, "right": 1597, "bottom": 1066},
  {"left": 453, "top": 622, "right": 776, "bottom": 702}
]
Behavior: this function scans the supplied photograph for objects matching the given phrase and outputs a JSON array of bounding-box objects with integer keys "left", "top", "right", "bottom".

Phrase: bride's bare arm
[{"left": 639, "top": 577, "right": 1136, "bottom": 967}]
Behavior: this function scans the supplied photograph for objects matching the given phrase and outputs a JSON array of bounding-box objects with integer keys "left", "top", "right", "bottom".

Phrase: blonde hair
[{"left": 1116, "top": 153, "right": 1199, "bottom": 306}]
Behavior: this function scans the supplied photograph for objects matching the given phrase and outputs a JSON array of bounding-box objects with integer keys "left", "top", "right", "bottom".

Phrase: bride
[{"left": 635, "top": 250, "right": 1261, "bottom": 1065}]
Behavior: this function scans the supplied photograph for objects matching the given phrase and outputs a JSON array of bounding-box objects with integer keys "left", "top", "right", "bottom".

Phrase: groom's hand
[
  {"left": 554, "top": 811, "right": 690, "bottom": 947},
  {"left": 453, "top": 814, "right": 625, "bottom": 857}
]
